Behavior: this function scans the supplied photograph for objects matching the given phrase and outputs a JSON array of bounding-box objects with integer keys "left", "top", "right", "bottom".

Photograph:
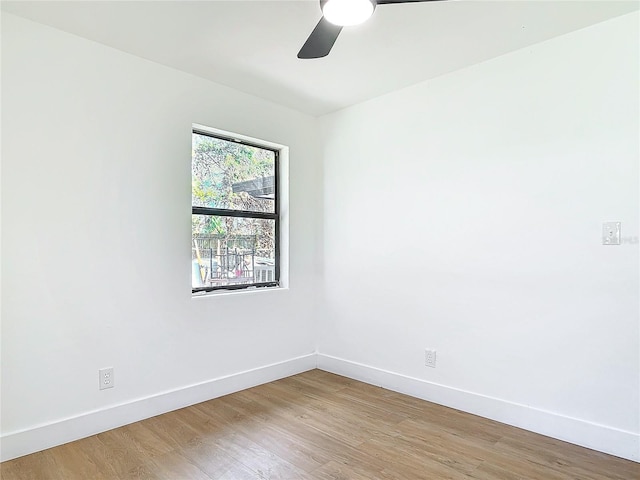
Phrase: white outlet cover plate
[
  {"left": 425, "top": 349, "right": 437, "bottom": 368},
  {"left": 602, "top": 222, "right": 621, "bottom": 245},
  {"left": 99, "top": 367, "right": 114, "bottom": 390}
]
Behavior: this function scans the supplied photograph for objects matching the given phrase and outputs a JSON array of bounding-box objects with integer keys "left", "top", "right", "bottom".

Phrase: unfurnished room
[{"left": 0, "top": 0, "right": 639, "bottom": 478}]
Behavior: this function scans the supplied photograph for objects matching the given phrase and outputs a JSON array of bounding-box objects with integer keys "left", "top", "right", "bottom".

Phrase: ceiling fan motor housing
[{"left": 319, "top": 0, "right": 378, "bottom": 8}]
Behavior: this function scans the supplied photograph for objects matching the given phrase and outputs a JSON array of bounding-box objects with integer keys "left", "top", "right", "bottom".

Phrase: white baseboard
[
  {"left": 317, "top": 353, "right": 640, "bottom": 463},
  {"left": 0, "top": 353, "right": 317, "bottom": 462},
  {"left": 3, "top": 353, "right": 638, "bottom": 464}
]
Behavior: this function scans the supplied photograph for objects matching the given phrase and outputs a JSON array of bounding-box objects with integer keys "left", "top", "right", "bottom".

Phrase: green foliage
[{"left": 192, "top": 134, "right": 275, "bottom": 256}]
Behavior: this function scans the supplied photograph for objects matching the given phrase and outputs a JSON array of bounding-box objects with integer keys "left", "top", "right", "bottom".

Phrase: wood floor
[{"left": 1, "top": 370, "right": 638, "bottom": 479}]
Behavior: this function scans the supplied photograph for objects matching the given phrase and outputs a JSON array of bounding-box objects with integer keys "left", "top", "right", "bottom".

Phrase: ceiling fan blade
[
  {"left": 376, "top": 0, "right": 444, "bottom": 4},
  {"left": 298, "top": 17, "right": 343, "bottom": 59}
]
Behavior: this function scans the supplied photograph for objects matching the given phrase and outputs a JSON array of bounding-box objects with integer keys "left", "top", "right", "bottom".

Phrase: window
[{"left": 192, "top": 129, "right": 279, "bottom": 293}]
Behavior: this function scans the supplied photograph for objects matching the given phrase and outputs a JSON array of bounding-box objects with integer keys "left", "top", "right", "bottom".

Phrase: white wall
[
  {"left": 1, "top": 13, "right": 321, "bottom": 459},
  {"left": 319, "top": 12, "right": 639, "bottom": 460}
]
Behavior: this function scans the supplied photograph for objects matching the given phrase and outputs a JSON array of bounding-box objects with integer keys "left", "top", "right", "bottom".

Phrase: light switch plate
[{"left": 602, "top": 222, "right": 621, "bottom": 245}]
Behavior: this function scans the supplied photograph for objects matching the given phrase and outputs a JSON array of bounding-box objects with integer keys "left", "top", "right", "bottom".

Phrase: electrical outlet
[
  {"left": 99, "top": 367, "right": 114, "bottom": 390},
  {"left": 602, "top": 222, "right": 621, "bottom": 245},
  {"left": 425, "top": 349, "right": 437, "bottom": 368}
]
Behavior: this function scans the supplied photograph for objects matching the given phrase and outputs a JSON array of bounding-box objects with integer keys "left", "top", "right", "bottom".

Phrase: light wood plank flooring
[{"left": 1, "top": 370, "right": 638, "bottom": 479}]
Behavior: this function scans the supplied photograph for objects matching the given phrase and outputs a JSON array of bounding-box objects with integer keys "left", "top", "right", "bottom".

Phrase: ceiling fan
[{"left": 298, "top": 0, "right": 444, "bottom": 59}]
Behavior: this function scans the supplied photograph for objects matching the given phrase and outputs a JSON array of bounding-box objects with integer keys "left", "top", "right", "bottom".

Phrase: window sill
[{"left": 191, "top": 284, "right": 287, "bottom": 299}]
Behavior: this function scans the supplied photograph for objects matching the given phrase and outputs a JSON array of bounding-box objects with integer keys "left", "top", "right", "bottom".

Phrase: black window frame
[{"left": 192, "top": 128, "right": 280, "bottom": 294}]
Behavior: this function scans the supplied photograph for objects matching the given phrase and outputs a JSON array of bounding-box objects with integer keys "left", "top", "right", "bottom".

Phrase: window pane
[
  {"left": 192, "top": 133, "right": 275, "bottom": 213},
  {"left": 192, "top": 215, "right": 276, "bottom": 289}
]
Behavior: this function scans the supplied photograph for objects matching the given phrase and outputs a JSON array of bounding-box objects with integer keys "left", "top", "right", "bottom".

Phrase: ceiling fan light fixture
[{"left": 321, "top": 0, "right": 376, "bottom": 27}]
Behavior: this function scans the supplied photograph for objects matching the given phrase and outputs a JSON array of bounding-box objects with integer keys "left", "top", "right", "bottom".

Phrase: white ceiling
[{"left": 2, "top": 0, "right": 638, "bottom": 116}]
